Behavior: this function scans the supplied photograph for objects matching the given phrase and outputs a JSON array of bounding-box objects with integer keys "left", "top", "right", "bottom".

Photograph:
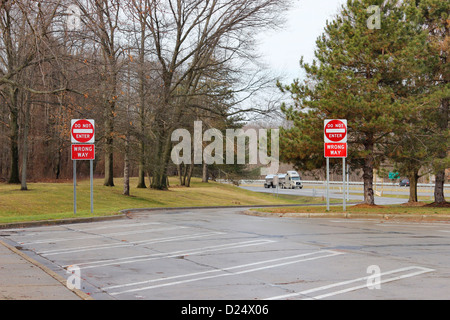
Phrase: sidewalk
[{"left": 0, "top": 240, "right": 92, "bottom": 300}]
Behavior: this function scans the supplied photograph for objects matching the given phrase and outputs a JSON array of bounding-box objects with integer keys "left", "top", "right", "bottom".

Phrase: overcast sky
[{"left": 257, "top": 0, "right": 347, "bottom": 84}]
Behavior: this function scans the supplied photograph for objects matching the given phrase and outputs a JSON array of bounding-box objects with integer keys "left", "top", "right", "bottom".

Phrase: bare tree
[
  {"left": 0, "top": 0, "right": 64, "bottom": 186},
  {"left": 140, "top": 0, "right": 290, "bottom": 189},
  {"left": 74, "top": 0, "right": 125, "bottom": 187}
]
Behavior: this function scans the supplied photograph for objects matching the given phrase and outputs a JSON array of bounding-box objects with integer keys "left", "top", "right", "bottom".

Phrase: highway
[{"left": 238, "top": 181, "right": 448, "bottom": 206}]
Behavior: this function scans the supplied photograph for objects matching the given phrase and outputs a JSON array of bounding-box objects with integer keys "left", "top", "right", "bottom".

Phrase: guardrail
[{"left": 217, "top": 179, "right": 450, "bottom": 188}]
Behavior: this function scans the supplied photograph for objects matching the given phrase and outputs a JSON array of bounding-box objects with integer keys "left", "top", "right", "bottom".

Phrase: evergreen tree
[
  {"left": 279, "top": 0, "right": 423, "bottom": 205},
  {"left": 415, "top": 0, "right": 449, "bottom": 204}
]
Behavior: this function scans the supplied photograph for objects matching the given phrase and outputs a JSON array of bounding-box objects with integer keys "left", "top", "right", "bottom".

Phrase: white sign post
[
  {"left": 71, "top": 119, "right": 95, "bottom": 214},
  {"left": 324, "top": 119, "right": 348, "bottom": 211}
]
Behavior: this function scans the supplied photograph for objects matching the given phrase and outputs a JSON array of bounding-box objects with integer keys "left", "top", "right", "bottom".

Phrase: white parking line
[
  {"left": 266, "top": 266, "right": 435, "bottom": 300},
  {"left": 65, "top": 221, "right": 163, "bottom": 232},
  {"left": 20, "top": 226, "right": 188, "bottom": 245},
  {"left": 106, "top": 250, "right": 344, "bottom": 296},
  {"left": 38, "top": 231, "right": 226, "bottom": 256},
  {"left": 11, "top": 222, "right": 164, "bottom": 241},
  {"left": 68, "top": 239, "right": 277, "bottom": 270}
]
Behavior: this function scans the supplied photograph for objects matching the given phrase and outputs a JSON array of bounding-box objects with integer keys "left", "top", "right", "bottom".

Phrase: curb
[
  {"left": 0, "top": 240, "right": 93, "bottom": 300},
  {"left": 1, "top": 203, "right": 448, "bottom": 230},
  {"left": 243, "top": 210, "right": 450, "bottom": 222},
  {"left": 0, "top": 214, "right": 126, "bottom": 230},
  {"left": 0, "top": 204, "right": 336, "bottom": 230},
  {"left": 118, "top": 203, "right": 359, "bottom": 214}
]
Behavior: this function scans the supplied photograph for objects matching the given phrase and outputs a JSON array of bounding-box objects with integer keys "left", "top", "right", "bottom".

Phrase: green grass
[
  {"left": 252, "top": 204, "right": 450, "bottom": 216},
  {"left": 0, "top": 177, "right": 331, "bottom": 224}
]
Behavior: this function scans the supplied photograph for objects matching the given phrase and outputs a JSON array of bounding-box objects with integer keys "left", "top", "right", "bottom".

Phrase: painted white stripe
[
  {"left": 21, "top": 226, "right": 187, "bottom": 245},
  {"left": 68, "top": 239, "right": 276, "bottom": 270},
  {"left": 12, "top": 222, "right": 163, "bottom": 240},
  {"left": 325, "top": 129, "right": 346, "bottom": 133},
  {"left": 107, "top": 250, "right": 343, "bottom": 295},
  {"left": 66, "top": 222, "right": 162, "bottom": 232},
  {"left": 73, "top": 129, "right": 93, "bottom": 134},
  {"left": 266, "top": 266, "right": 434, "bottom": 300},
  {"left": 39, "top": 232, "right": 225, "bottom": 256}
]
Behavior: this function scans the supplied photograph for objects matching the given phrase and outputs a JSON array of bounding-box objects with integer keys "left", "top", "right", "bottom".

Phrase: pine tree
[
  {"left": 279, "top": 0, "right": 423, "bottom": 205},
  {"left": 415, "top": 0, "right": 449, "bottom": 205}
]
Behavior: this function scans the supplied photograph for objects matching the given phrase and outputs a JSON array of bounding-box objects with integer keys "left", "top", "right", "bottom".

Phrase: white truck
[
  {"left": 279, "top": 171, "right": 303, "bottom": 189},
  {"left": 264, "top": 175, "right": 276, "bottom": 188}
]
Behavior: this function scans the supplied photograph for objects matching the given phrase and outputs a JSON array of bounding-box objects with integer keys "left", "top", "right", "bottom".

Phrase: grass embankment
[
  {"left": 252, "top": 203, "right": 450, "bottom": 216},
  {"left": 0, "top": 177, "right": 330, "bottom": 224}
]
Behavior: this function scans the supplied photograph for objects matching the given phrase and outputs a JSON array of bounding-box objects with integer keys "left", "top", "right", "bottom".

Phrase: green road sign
[{"left": 389, "top": 172, "right": 400, "bottom": 179}]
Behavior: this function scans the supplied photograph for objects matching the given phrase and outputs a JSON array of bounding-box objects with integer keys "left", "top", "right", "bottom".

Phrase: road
[
  {"left": 1, "top": 207, "right": 449, "bottom": 301},
  {"left": 240, "top": 185, "right": 410, "bottom": 205}
]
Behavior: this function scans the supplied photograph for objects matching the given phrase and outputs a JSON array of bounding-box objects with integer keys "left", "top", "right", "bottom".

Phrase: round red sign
[
  {"left": 71, "top": 119, "right": 95, "bottom": 143},
  {"left": 325, "top": 119, "right": 347, "bottom": 142}
]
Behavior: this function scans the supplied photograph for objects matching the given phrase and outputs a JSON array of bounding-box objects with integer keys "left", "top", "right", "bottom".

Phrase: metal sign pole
[
  {"left": 347, "top": 164, "right": 350, "bottom": 202},
  {"left": 326, "top": 157, "right": 330, "bottom": 211},
  {"left": 343, "top": 157, "right": 346, "bottom": 212},
  {"left": 73, "top": 160, "right": 76, "bottom": 215},
  {"left": 90, "top": 159, "right": 94, "bottom": 213}
]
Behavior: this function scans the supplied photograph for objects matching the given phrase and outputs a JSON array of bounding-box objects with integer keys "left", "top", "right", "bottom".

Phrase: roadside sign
[
  {"left": 71, "top": 119, "right": 95, "bottom": 143},
  {"left": 389, "top": 172, "right": 400, "bottom": 179},
  {"left": 324, "top": 119, "right": 347, "bottom": 143},
  {"left": 324, "top": 119, "right": 348, "bottom": 213},
  {"left": 71, "top": 119, "right": 96, "bottom": 215},
  {"left": 71, "top": 144, "right": 95, "bottom": 160},
  {"left": 324, "top": 143, "right": 347, "bottom": 158}
]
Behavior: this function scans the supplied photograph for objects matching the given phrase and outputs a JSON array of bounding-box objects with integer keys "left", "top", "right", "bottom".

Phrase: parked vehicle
[
  {"left": 399, "top": 179, "right": 410, "bottom": 187},
  {"left": 279, "top": 171, "right": 303, "bottom": 189}
]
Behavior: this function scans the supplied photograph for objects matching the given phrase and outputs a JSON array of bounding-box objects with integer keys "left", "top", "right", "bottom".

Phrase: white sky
[{"left": 257, "top": 0, "right": 347, "bottom": 83}]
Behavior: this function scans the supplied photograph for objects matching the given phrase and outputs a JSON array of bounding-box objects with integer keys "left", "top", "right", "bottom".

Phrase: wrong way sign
[
  {"left": 72, "top": 144, "right": 95, "bottom": 160},
  {"left": 324, "top": 143, "right": 347, "bottom": 158}
]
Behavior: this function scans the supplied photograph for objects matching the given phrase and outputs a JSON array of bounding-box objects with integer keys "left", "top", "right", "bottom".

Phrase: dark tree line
[{"left": 0, "top": 0, "right": 290, "bottom": 192}]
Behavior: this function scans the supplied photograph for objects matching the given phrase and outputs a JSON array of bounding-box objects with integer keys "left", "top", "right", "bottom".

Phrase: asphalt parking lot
[{"left": 1, "top": 207, "right": 449, "bottom": 300}]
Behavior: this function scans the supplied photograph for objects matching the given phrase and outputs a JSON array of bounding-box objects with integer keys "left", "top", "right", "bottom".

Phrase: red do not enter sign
[
  {"left": 324, "top": 119, "right": 347, "bottom": 143},
  {"left": 71, "top": 119, "right": 95, "bottom": 143}
]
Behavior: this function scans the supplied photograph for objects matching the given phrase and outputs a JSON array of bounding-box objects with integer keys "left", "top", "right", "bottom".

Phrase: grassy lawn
[
  {"left": 0, "top": 177, "right": 332, "bottom": 224},
  {"left": 251, "top": 204, "right": 450, "bottom": 216}
]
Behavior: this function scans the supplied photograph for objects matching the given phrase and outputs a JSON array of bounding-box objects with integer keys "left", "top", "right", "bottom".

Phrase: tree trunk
[
  {"left": 103, "top": 99, "right": 115, "bottom": 187},
  {"left": 202, "top": 162, "right": 208, "bottom": 183},
  {"left": 104, "top": 134, "right": 114, "bottom": 186},
  {"left": 137, "top": 141, "right": 146, "bottom": 188},
  {"left": 434, "top": 170, "right": 446, "bottom": 204},
  {"left": 151, "top": 130, "right": 172, "bottom": 190},
  {"left": 186, "top": 162, "right": 195, "bottom": 188},
  {"left": 362, "top": 141, "right": 375, "bottom": 205},
  {"left": 434, "top": 97, "right": 448, "bottom": 204},
  {"left": 8, "top": 89, "right": 20, "bottom": 184},
  {"left": 137, "top": 18, "right": 147, "bottom": 189},
  {"left": 21, "top": 101, "right": 30, "bottom": 191},
  {"left": 123, "top": 137, "right": 130, "bottom": 196},
  {"left": 408, "top": 169, "right": 419, "bottom": 203},
  {"left": 177, "top": 164, "right": 183, "bottom": 185}
]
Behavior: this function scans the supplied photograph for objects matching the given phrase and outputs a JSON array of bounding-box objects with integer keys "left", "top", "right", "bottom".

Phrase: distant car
[{"left": 399, "top": 179, "right": 410, "bottom": 187}]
